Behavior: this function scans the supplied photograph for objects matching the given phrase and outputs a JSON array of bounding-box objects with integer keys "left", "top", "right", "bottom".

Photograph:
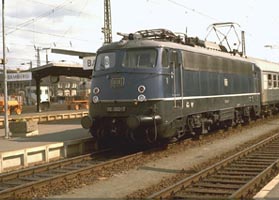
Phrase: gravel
[{"left": 49, "top": 118, "right": 279, "bottom": 199}]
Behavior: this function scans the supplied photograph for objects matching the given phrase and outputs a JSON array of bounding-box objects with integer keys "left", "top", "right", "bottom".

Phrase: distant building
[
  {"left": 0, "top": 69, "right": 91, "bottom": 105},
  {"left": 49, "top": 76, "right": 91, "bottom": 103}
]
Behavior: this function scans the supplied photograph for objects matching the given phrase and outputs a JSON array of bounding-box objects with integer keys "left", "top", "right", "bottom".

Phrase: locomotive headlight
[
  {"left": 92, "top": 96, "right": 99, "bottom": 103},
  {"left": 93, "top": 87, "right": 100, "bottom": 94},
  {"left": 137, "top": 94, "right": 146, "bottom": 102},
  {"left": 138, "top": 85, "right": 146, "bottom": 93}
]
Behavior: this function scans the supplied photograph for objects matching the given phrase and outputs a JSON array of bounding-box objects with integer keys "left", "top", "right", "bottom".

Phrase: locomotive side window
[
  {"left": 170, "top": 51, "right": 179, "bottom": 66},
  {"left": 162, "top": 49, "right": 169, "bottom": 67},
  {"left": 183, "top": 51, "right": 194, "bottom": 70},
  {"left": 122, "top": 48, "right": 157, "bottom": 68},
  {"left": 95, "top": 52, "right": 116, "bottom": 71},
  {"left": 199, "top": 54, "right": 208, "bottom": 70}
]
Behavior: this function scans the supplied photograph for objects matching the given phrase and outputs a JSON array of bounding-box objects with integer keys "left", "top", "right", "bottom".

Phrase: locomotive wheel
[
  {"left": 128, "top": 130, "right": 137, "bottom": 143},
  {"left": 192, "top": 127, "right": 202, "bottom": 140},
  {"left": 219, "top": 119, "right": 234, "bottom": 130},
  {"left": 243, "top": 115, "right": 251, "bottom": 124},
  {"left": 96, "top": 128, "right": 105, "bottom": 138},
  {"left": 145, "top": 128, "right": 157, "bottom": 144}
]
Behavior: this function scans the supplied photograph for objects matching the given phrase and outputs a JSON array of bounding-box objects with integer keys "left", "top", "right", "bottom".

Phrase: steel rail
[
  {"left": 0, "top": 148, "right": 111, "bottom": 182},
  {"left": 0, "top": 148, "right": 145, "bottom": 199},
  {"left": 148, "top": 133, "right": 279, "bottom": 199}
]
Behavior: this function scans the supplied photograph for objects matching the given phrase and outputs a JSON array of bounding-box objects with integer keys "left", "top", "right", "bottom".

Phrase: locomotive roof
[
  {"left": 98, "top": 38, "right": 251, "bottom": 64},
  {"left": 98, "top": 35, "right": 279, "bottom": 73}
]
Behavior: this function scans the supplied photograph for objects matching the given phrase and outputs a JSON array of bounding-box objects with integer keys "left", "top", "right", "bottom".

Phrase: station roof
[{"left": 31, "top": 62, "right": 92, "bottom": 80}]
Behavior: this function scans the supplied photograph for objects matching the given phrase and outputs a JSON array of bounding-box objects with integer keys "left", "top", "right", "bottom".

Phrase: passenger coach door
[{"left": 170, "top": 50, "right": 183, "bottom": 108}]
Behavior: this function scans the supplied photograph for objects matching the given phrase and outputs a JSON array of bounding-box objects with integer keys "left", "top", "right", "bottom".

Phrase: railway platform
[
  {"left": 254, "top": 174, "right": 279, "bottom": 199},
  {"left": 0, "top": 108, "right": 93, "bottom": 173},
  {"left": 0, "top": 103, "right": 89, "bottom": 128}
]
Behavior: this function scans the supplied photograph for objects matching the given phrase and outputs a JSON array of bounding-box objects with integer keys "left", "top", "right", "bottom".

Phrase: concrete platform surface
[
  {"left": 254, "top": 173, "right": 279, "bottom": 199},
  {"left": 0, "top": 118, "right": 91, "bottom": 152},
  {"left": 0, "top": 118, "right": 93, "bottom": 172}
]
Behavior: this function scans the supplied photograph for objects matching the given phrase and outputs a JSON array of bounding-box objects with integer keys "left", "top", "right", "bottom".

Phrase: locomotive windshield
[
  {"left": 122, "top": 48, "right": 157, "bottom": 68},
  {"left": 94, "top": 48, "right": 157, "bottom": 71},
  {"left": 95, "top": 52, "right": 116, "bottom": 71}
]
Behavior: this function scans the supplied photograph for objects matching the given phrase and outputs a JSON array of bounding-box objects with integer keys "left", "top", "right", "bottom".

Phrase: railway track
[
  {"left": 0, "top": 148, "right": 144, "bottom": 199},
  {"left": 148, "top": 133, "right": 279, "bottom": 199},
  {"left": 0, "top": 119, "right": 277, "bottom": 199}
]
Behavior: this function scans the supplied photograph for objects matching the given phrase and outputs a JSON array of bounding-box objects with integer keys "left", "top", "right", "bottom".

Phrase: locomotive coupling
[{"left": 126, "top": 115, "right": 162, "bottom": 129}]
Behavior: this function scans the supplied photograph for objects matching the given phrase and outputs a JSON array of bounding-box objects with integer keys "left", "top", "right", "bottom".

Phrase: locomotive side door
[{"left": 170, "top": 50, "right": 183, "bottom": 108}]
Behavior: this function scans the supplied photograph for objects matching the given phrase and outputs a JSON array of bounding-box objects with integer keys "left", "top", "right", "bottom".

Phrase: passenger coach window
[
  {"left": 268, "top": 74, "right": 272, "bottom": 88},
  {"left": 273, "top": 75, "right": 278, "bottom": 88},
  {"left": 95, "top": 52, "right": 116, "bottom": 71},
  {"left": 122, "top": 49, "right": 157, "bottom": 68}
]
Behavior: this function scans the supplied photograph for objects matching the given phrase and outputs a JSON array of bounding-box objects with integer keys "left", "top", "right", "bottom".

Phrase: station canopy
[
  {"left": 31, "top": 62, "right": 92, "bottom": 80},
  {"left": 20, "top": 49, "right": 95, "bottom": 112},
  {"left": 31, "top": 48, "right": 96, "bottom": 80}
]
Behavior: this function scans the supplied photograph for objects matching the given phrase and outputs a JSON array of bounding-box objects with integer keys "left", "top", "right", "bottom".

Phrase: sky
[{"left": 1, "top": 0, "right": 279, "bottom": 70}]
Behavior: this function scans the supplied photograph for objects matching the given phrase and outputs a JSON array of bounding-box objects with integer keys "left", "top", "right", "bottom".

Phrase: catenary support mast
[{"left": 103, "top": 0, "right": 112, "bottom": 44}]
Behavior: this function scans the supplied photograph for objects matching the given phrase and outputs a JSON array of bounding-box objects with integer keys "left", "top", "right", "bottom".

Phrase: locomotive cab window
[
  {"left": 122, "top": 48, "right": 157, "bottom": 68},
  {"left": 95, "top": 52, "right": 116, "bottom": 71}
]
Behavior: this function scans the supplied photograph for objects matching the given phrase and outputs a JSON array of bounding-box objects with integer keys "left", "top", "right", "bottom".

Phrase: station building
[{"left": 0, "top": 62, "right": 92, "bottom": 106}]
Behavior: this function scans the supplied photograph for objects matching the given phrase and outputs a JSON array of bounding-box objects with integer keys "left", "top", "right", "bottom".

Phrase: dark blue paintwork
[{"left": 84, "top": 37, "right": 261, "bottom": 142}]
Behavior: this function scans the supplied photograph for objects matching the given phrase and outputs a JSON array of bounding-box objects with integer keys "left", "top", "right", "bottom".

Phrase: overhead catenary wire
[
  {"left": 6, "top": 0, "right": 74, "bottom": 35},
  {"left": 167, "top": 0, "right": 220, "bottom": 22},
  {"left": 1, "top": 0, "right": 102, "bottom": 69},
  {"left": 25, "top": 0, "right": 95, "bottom": 17},
  {"left": 6, "top": 25, "right": 91, "bottom": 42},
  {"left": 4, "top": 0, "right": 96, "bottom": 51},
  {"left": 54, "top": 0, "right": 90, "bottom": 47}
]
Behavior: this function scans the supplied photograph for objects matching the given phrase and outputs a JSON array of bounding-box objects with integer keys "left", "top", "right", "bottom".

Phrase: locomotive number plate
[
  {"left": 107, "top": 106, "right": 126, "bottom": 112},
  {"left": 111, "top": 77, "right": 125, "bottom": 88}
]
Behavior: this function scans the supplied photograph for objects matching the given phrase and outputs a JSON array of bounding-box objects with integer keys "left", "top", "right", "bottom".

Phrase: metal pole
[
  {"left": 45, "top": 49, "right": 49, "bottom": 64},
  {"left": 29, "top": 61, "right": 32, "bottom": 105},
  {"left": 2, "top": 0, "right": 9, "bottom": 139},
  {"left": 36, "top": 47, "right": 40, "bottom": 67}
]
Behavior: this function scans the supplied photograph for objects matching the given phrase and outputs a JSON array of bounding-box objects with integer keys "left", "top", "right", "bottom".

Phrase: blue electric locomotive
[{"left": 81, "top": 29, "right": 261, "bottom": 144}]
